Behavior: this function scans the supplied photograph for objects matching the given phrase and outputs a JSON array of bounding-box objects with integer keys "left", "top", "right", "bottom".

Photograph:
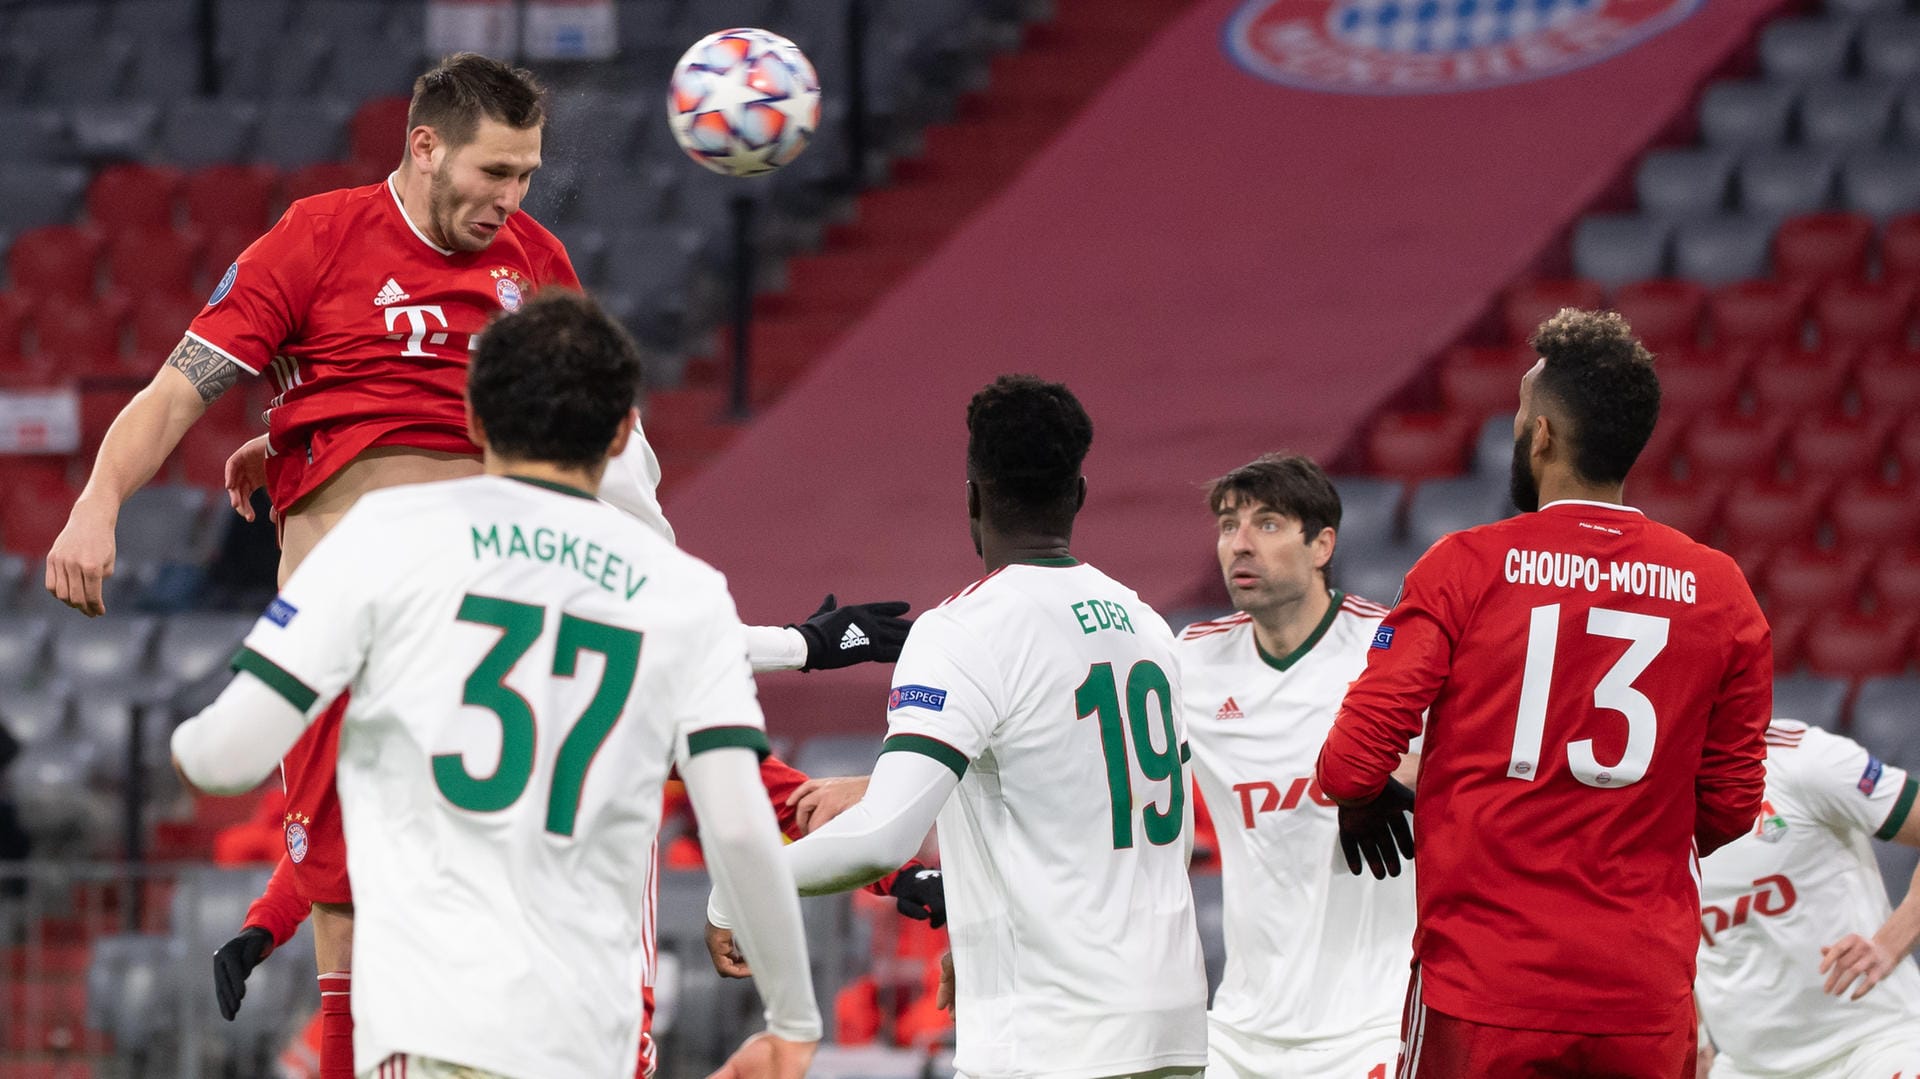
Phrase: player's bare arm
[
  {"left": 1819, "top": 784, "right": 1920, "bottom": 1000},
  {"left": 46, "top": 336, "right": 240, "bottom": 616}
]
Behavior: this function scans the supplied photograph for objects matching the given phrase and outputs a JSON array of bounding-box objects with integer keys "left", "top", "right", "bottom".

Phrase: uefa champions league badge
[
  {"left": 1224, "top": 0, "right": 1702, "bottom": 94},
  {"left": 490, "top": 268, "right": 526, "bottom": 311},
  {"left": 285, "top": 813, "right": 312, "bottom": 863},
  {"left": 208, "top": 262, "right": 238, "bottom": 306}
]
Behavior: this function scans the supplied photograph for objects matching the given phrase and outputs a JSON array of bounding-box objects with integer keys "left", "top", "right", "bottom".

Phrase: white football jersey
[
  {"left": 1180, "top": 592, "right": 1417, "bottom": 1050},
  {"left": 1696, "top": 720, "right": 1920, "bottom": 1077},
  {"left": 231, "top": 475, "right": 772, "bottom": 1079},
  {"left": 882, "top": 558, "right": 1210, "bottom": 1079}
]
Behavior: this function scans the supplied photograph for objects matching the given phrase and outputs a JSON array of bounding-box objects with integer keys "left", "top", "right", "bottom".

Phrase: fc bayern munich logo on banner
[{"left": 1225, "top": 0, "right": 1701, "bottom": 94}]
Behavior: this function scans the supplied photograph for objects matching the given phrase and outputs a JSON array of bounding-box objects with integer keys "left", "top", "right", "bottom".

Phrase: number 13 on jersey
[
  {"left": 1076, "top": 660, "right": 1186, "bottom": 850},
  {"left": 1509, "top": 604, "right": 1670, "bottom": 789}
]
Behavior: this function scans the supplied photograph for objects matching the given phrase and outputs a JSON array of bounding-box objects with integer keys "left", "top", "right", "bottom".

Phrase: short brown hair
[
  {"left": 1528, "top": 308, "right": 1661, "bottom": 486},
  {"left": 408, "top": 53, "right": 546, "bottom": 148},
  {"left": 1206, "top": 453, "right": 1342, "bottom": 543}
]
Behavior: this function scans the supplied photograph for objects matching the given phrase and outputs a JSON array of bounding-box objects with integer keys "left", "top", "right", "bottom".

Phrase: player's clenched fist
[
  {"left": 45, "top": 499, "right": 118, "bottom": 617},
  {"left": 705, "top": 920, "right": 752, "bottom": 979},
  {"left": 703, "top": 1032, "right": 817, "bottom": 1079}
]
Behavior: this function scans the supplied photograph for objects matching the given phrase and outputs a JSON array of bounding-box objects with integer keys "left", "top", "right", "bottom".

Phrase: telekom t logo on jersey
[
  {"left": 385, "top": 304, "right": 451, "bottom": 358},
  {"left": 1232, "top": 777, "right": 1335, "bottom": 828},
  {"left": 1699, "top": 875, "right": 1796, "bottom": 946}
]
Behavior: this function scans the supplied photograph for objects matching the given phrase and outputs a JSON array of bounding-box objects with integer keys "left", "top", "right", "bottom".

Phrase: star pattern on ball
[{"left": 669, "top": 29, "right": 820, "bottom": 177}]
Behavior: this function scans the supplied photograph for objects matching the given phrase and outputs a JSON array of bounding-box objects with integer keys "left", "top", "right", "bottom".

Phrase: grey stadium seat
[
  {"left": 1876, "top": 844, "right": 1920, "bottom": 910},
  {"left": 158, "top": 99, "right": 258, "bottom": 166},
  {"left": 254, "top": 100, "right": 350, "bottom": 168},
  {"left": 1852, "top": 675, "right": 1920, "bottom": 769},
  {"left": 154, "top": 613, "right": 253, "bottom": 686},
  {"left": 215, "top": 0, "right": 293, "bottom": 55},
  {"left": 1829, "top": 0, "right": 1903, "bottom": 15},
  {"left": 1770, "top": 673, "right": 1850, "bottom": 733},
  {"left": 11, "top": 1, "right": 107, "bottom": 41},
  {"left": 289, "top": 0, "right": 401, "bottom": 39},
  {"left": 792, "top": 733, "right": 883, "bottom": 779},
  {"left": 1334, "top": 543, "right": 1420, "bottom": 609},
  {"left": 1635, "top": 149, "right": 1736, "bottom": 219},
  {"left": 67, "top": 102, "right": 161, "bottom": 161},
  {"left": 0, "top": 163, "right": 88, "bottom": 234},
  {"left": 1406, "top": 475, "right": 1510, "bottom": 552},
  {"left": 1673, "top": 216, "right": 1774, "bottom": 285},
  {"left": 1903, "top": 86, "right": 1920, "bottom": 148},
  {"left": 1842, "top": 149, "right": 1920, "bottom": 218},
  {"left": 547, "top": 92, "right": 652, "bottom": 165},
  {"left": 1571, "top": 214, "right": 1672, "bottom": 286},
  {"left": 1330, "top": 476, "right": 1402, "bottom": 549},
  {"left": 75, "top": 688, "right": 173, "bottom": 784},
  {"left": 7, "top": 741, "right": 106, "bottom": 847},
  {"left": 124, "top": 47, "right": 202, "bottom": 101},
  {"left": 222, "top": 37, "right": 333, "bottom": 100},
  {"left": 32, "top": 39, "right": 134, "bottom": 104},
  {"left": 1737, "top": 150, "right": 1839, "bottom": 220},
  {"left": 0, "top": 687, "right": 71, "bottom": 748},
  {"left": 1699, "top": 81, "right": 1797, "bottom": 149},
  {"left": 574, "top": 169, "right": 677, "bottom": 230},
  {"left": 0, "top": 109, "right": 71, "bottom": 162},
  {"left": 106, "top": 0, "right": 198, "bottom": 41},
  {"left": 86, "top": 934, "right": 190, "bottom": 1053},
  {"left": 1863, "top": 17, "right": 1920, "bottom": 82},
  {"left": 0, "top": 552, "right": 23, "bottom": 610},
  {"left": 547, "top": 223, "right": 609, "bottom": 286},
  {"left": 1799, "top": 81, "right": 1897, "bottom": 149},
  {"left": 1759, "top": 18, "right": 1856, "bottom": 83},
  {"left": 602, "top": 225, "right": 705, "bottom": 301},
  {"left": 1473, "top": 413, "right": 1517, "bottom": 476},
  {"left": 0, "top": 615, "right": 52, "bottom": 687},
  {"left": 519, "top": 158, "right": 584, "bottom": 225},
  {"left": 51, "top": 615, "right": 157, "bottom": 687},
  {"left": 326, "top": 45, "right": 424, "bottom": 103},
  {"left": 1190, "top": 870, "right": 1226, "bottom": 997},
  {"left": 116, "top": 486, "right": 216, "bottom": 566}
]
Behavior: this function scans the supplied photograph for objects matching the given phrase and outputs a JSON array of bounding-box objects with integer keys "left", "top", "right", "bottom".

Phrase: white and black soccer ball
[{"left": 666, "top": 27, "right": 821, "bottom": 178}]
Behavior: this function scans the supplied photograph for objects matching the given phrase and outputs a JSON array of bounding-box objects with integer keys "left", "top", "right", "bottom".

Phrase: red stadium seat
[
  {"left": 1830, "top": 476, "right": 1920, "bottom": 548},
  {"left": 1894, "top": 414, "right": 1920, "bottom": 475},
  {"left": 1772, "top": 212, "right": 1873, "bottom": 284},
  {"left": 1683, "top": 410, "right": 1789, "bottom": 482},
  {"left": 1655, "top": 344, "right": 1750, "bottom": 421},
  {"left": 183, "top": 164, "right": 278, "bottom": 235},
  {"left": 1501, "top": 279, "right": 1606, "bottom": 343},
  {"left": 1366, "top": 412, "right": 1475, "bottom": 481},
  {"left": 106, "top": 226, "right": 202, "bottom": 301},
  {"left": 1749, "top": 344, "right": 1856, "bottom": 413},
  {"left": 30, "top": 295, "right": 126, "bottom": 359},
  {"left": 78, "top": 387, "right": 136, "bottom": 458},
  {"left": 196, "top": 225, "right": 260, "bottom": 288},
  {"left": 1718, "top": 475, "right": 1829, "bottom": 550},
  {"left": 1855, "top": 345, "right": 1920, "bottom": 413},
  {"left": 1770, "top": 609, "right": 1811, "bottom": 672},
  {"left": 1762, "top": 545, "right": 1871, "bottom": 616},
  {"left": 1813, "top": 279, "right": 1915, "bottom": 347},
  {"left": 1628, "top": 474, "right": 1723, "bottom": 541},
  {"left": 1882, "top": 214, "right": 1920, "bottom": 284},
  {"left": 1786, "top": 410, "right": 1895, "bottom": 481},
  {"left": 1802, "top": 611, "right": 1918, "bottom": 679},
  {"left": 283, "top": 162, "right": 384, "bottom": 204},
  {"left": 1439, "top": 345, "right": 1532, "bottom": 418},
  {"left": 0, "top": 456, "right": 77, "bottom": 555},
  {"left": 1610, "top": 279, "right": 1706, "bottom": 349},
  {"left": 1631, "top": 411, "right": 1689, "bottom": 483},
  {"left": 85, "top": 163, "right": 183, "bottom": 233},
  {"left": 0, "top": 293, "right": 25, "bottom": 365},
  {"left": 1709, "top": 279, "right": 1811, "bottom": 346},
  {"left": 350, "top": 95, "right": 411, "bottom": 170},
  {"left": 130, "top": 293, "right": 204, "bottom": 359},
  {"left": 171, "top": 397, "right": 262, "bottom": 487},
  {"left": 1871, "top": 548, "right": 1920, "bottom": 610},
  {"left": 6, "top": 227, "right": 103, "bottom": 301}
]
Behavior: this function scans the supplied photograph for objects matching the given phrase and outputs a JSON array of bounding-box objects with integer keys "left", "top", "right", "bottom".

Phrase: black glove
[
  {"left": 1337, "top": 777, "right": 1416, "bottom": 880},
  {"left": 793, "top": 594, "right": 913, "bottom": 671},
  {"left": 888, "top": 862, "right": 946, "bottom": 929},
  {"left": 213, "top": 926, "right": 274, "bottom": 1021}
]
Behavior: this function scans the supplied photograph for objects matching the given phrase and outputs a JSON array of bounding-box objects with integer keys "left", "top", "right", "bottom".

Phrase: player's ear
[
  {"left": 1310, "top": 524, "right": 1336, "bottom": 570},
  {"left": 605, "top": 408, "right": 637, "bottom": 461},
  {"left": 464, "top": 396, "right": 486, "bottom": 449},
  {"left": 407, "top": 125, "right": 439, "bottom": 173},
  {"left": 1073, "top": 475, "right": 1087, "bottom": 512}
]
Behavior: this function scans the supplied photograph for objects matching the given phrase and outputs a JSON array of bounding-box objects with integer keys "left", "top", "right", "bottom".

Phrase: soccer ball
[{"left": 666, "top": 28, "right": 821, "bottom": 178}]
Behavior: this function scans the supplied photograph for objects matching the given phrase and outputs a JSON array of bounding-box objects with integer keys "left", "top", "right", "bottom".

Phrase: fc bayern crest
[
  {"left": 286, "top": 820, "right": 310, "bottom": 863},
  {"left": 1225, "top": 0, "right": 1701, "bottom": 95},
  {"left": 496, "top": 276, "right": 523, "bottom": 311}
]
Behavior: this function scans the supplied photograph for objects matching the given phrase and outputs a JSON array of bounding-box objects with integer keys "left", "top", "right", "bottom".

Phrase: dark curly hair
[
  {"left": 469, "top": 289, "right": 641, "bottom": 468},
  {"left": 1528, "top": 308, "right": 1661, "bottom": 485},
  {"left": 966, "top": 374, "right": 1094, "bottom": 531},
  {"left": 408, "top": 53, "right": 545, "bottom": 149}
]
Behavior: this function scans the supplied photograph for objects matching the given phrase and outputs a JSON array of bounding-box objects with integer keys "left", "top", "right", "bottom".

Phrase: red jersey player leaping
[{"left": 1317, "top": 308, "right": 1774, "bottom": 1079}]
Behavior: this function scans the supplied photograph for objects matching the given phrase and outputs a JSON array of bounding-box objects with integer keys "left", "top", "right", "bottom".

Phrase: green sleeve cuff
[
  {"left": 687, "top": 725, "right": 772, "bottom": 760},
  {"left": 231, "top": 646, "right": 319, "bottom": 713},
  {"left": 882, "top": 733, "right": 968, "bottom": 780},
  {"left": 1876, "top": 776, "right": 1918, "bottom": 842}
]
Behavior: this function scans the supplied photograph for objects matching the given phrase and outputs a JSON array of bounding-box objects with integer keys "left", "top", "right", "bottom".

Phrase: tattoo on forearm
[{"left": 165, "top": 339, "right": 241, "bottom": 403}]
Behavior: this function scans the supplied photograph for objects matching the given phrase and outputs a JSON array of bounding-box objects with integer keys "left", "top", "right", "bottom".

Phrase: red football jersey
[
  {"left": 186, "top": 178, "right": 579, "bottom": 511},
  {"left": 1317, "top": 500, "right": 1771, "bottom": 1036}
]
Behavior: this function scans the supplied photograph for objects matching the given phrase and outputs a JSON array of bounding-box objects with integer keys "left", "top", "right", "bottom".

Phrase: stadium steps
[{"left": 647, "top": 0, "right": 1195, "bottom": 493}]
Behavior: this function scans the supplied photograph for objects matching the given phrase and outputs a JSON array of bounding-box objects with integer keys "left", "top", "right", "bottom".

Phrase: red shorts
[
  {"left": 1397, "top": 970, "right": 1695, "bottom": 1079},
  {"left": 279, "top": 694, "right": 352, "bottom": 905}
]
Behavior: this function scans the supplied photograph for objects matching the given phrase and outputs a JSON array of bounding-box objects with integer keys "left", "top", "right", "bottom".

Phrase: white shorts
[
  {"left": 1207, "top": 1016, "right": 1397, "bottom": 1079},
  {"left": 359, "top": 1055, "right": 513, "bottom": 1079},
  {"left": 1711, "top": 1029, "right": 1920, "bottom": 1079}
]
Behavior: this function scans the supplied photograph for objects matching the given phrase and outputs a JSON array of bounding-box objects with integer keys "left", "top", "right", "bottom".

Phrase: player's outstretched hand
[
  {"left": 223, "top": 434, "right": 270, "bottom": 522},
  {"left": 888, "top": 862, "right": 946, "bottom": 929},
  {"left": 793, "top": 594, "right": 913, "bottom": 671},
  {"left": 788, "top": 775, "right": 869, "bottom": 835},
  {"left": 212, "top": 926, "right": 274, "bottom": 1020},
  {"left": 1820, "top": 932, "right": 1896, "bottom": 1000},
  {"left": 45, "top": 500, "right": 117, "bottom": 617},
  {"left": 703, "top": 1032, "right": 817, "bottom": 1079},
  {"left": 705, "top": 920, "right": 752, "bottom": 979},
  {"left": 1337, "top": 777, "right": 1416, "bottom": 879}
]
